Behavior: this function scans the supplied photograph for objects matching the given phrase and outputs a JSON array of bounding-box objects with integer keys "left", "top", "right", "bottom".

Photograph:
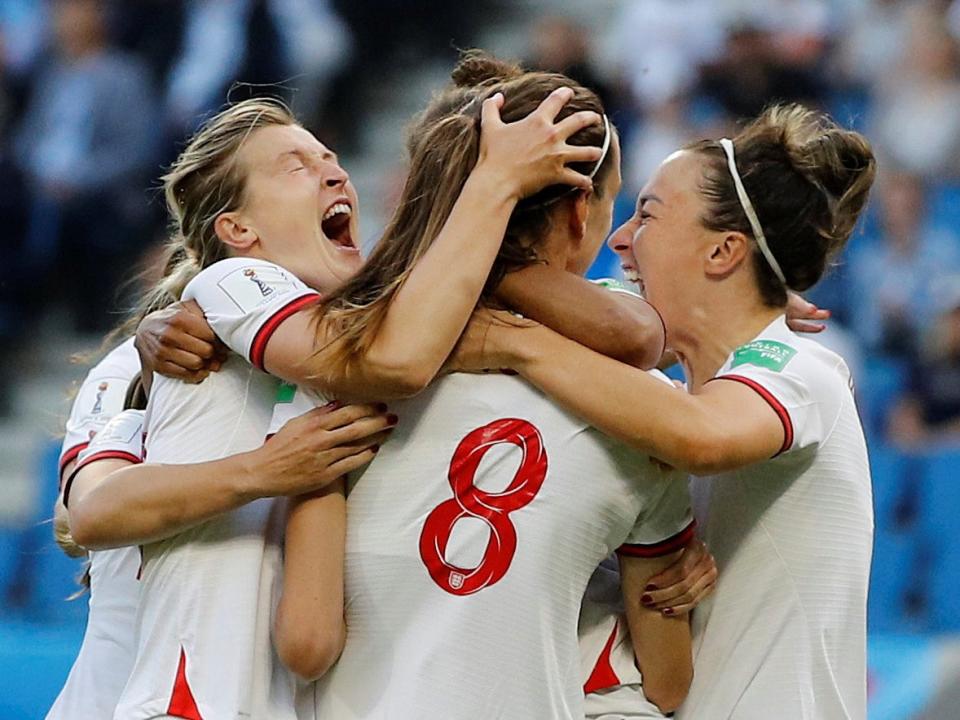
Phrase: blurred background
[{"left": 0, "top": 0, "right": 958, "bottom": 717}]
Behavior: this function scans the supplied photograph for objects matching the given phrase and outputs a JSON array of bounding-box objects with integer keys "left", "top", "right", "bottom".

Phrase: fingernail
[
  {"left": 375, "top": 402, "right": 388, "bottom": 412},
  {"left": 324, "top": 400, "right": 341, "bottom": 410},
  {"left": 645, "top": 584, "right": 658, "bottom": 591},
  {"left": 371, "top": 444, "right": 380, "bottom": 454},
  {"left": 641, "top": 594, "right": 653, "bottom": 605},
  {"left": 386, "top": 414, "right": 399, "bottom": 426},
  {"left": 663, "top": 608, "right": 675, "bottom": 616}
]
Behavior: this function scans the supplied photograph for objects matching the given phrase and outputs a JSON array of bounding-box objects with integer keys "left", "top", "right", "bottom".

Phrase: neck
[{"left": 668, "top": 290, "right": 784, "bottom": 391}]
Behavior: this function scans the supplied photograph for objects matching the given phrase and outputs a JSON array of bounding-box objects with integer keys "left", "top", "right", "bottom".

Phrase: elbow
[
  {"left": 68, "top": 500, "right": 115, "bottom": 551},
  {"left": 276, "top": 619, "right": 346, "bottom": 682},
  {"left": 600, "top": 305, "right": 665, "bottom": 370},
  {"left": 673, "top": 426, "right": 733, "bottom": 476},
  {"left": 643, "top": 668, "right": 693, "bottom": 714},
  {"left": 362, "top": 349, "right": 433, "bottom": 398}
]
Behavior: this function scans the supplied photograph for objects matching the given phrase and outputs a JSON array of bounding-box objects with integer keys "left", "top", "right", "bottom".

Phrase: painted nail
[
  {"left": 386, "top": 414, "right": 399, "bottom": 426},
  {"left": 375, "top": 402, "right": 388, "bottom": 412},
  {"left": 324, "top": 400, "right": 341, "bottom": 410},
  {"left": 371, "top": 444, "right": 380, "bottom": 454},
  {"left": 663, "top": 608, "right": 675, "bottom": 616},
  {"left": 641, "top": 594, "right": 653, "bottom": 605},
  {"left": 645, "top": 584, "right": 658, "bottom": 591}
]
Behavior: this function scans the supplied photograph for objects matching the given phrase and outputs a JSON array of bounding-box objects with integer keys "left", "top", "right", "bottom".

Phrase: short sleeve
[
  {"left": 63, "top": 409, "right": 145, "bottom": 508},
  {"left": 617, "top": 473, "right": 696, "bottom": 558},
  {"left": 266, "top": 383, "right": 328, "bottom": 438},
  {"left": 59, "top": 339, "right": 139, "bottom": 484},
  {"left": 710, "top": 335, "right": 840, "bottom": 456},
  {"left": 182, "top": 258, "right": 320, "bottom": 370}
]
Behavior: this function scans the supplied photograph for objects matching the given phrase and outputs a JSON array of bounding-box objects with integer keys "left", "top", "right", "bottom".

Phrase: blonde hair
[
  {"left": 134, "top": 98, "right": 299, "bottom": 324},
  {"left": 54, "top": 98, "right": 298, "bottom": 562}
]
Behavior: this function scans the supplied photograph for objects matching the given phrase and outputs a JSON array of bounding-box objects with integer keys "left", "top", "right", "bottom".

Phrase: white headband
[
  {"left": 588, "top": 115, "right": 612, "bottom": 180},
  {"left": 719, "top": 138, "right": 786, "bottom": 285}
]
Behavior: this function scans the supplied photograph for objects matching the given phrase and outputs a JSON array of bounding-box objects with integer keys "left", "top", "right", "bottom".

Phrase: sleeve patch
[
  {"left": 617, "top": 520, "right": 697, "bottom": 558},
  {"left": 216, "top": 264, "right": 300, "bottom": 314},
  {"left": 731, "top": 339, "right": 797, "bottom": 373}
]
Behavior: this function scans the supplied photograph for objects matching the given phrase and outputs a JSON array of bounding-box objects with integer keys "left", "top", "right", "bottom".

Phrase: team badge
[{"left": 218, "top": 263, "right": 297, "bottom": 313}]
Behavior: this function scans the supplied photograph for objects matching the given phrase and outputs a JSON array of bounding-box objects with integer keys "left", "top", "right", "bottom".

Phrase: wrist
[
  {"left": 230, "top": 449, "right": 270, "bottom": 502},
  {"left": 467, "top": 163, "right": 522, "bottom": 206}
]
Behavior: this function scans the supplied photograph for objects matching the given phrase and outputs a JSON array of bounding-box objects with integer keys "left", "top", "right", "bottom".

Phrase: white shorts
[{"left": 585, "top": 683, "right": 668, "bottom": 720}]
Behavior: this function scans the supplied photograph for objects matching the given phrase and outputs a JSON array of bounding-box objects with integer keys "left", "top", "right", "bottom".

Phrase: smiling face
[
  {"left": 231, "top": 124, "right": 362, "bottom": 294},
  {"left": 607, "top": 149, "right": 716, "bottom": 321}
]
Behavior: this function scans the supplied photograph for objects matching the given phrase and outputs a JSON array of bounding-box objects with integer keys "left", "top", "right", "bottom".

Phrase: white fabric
[
  {"left": 59, "top": 336, "right": 139, "bottom": 481},
  {"left": 579, "top": 558, "right": 667, "bottom": 720},
  {"left": 47, "top": 410, "right": 145, "bottom": 720},
  {"left": 182, "top": 256, "right": 319, "bottom": 370},
  {"left": 115, "top": 258, "right": 301, "bottom": 720},
  {"left": 678, "top": 315, "right": 873, "bottom": 720},
  {"left": 278, "top": 372, "right": 693, "bottom": 720}
]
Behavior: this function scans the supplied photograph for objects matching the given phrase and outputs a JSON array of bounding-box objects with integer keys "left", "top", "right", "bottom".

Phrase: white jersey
[
  {"left": 678, "top": 316, "right": 873, "bottom": 720},
  {"left": 59, "top": 336, "right": 139, "bottom": 482},
  {"left": 270, "top": 371, "right": 693, "bottom": 720},
  {"left": 47, "top": 409, "right": 145, "bottom": 720},
  {"left": 115, "top": 257, "right": 318, "bottom": 720},
  {"left": 579, "top": 558, "right": 671, "bottom": 720}
]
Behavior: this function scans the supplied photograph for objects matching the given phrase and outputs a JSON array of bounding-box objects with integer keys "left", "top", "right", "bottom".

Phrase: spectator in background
[
  {"left": 13, "top": 0, "right": 157, "bottom": 333},
  {"left": 849, "top": 171, "right": 960, "bottom": 358},
  {"left": 872, "top": 3, "right": 960, "bottom": 179},
  {"left": 888, "top": 281, "right": 960, "bottom": 447},
  {"left": 527, "top": 15, "right": 617, "bottom": 114},
  {"left": 165, "top": 0, "right": 351, "bottom": 135}
]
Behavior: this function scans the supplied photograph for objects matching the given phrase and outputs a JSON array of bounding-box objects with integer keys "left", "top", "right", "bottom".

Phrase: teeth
[
  {"left": 323, "top": 203, "right": 351, "bottom": 221},
  {"left": 623, "top": 268, "right": 640, "bottom": 283}
]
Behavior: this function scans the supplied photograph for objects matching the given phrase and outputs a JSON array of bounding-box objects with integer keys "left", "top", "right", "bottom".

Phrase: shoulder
[{"left": 182, "top": 257, "right": 309, "bottom": 311}]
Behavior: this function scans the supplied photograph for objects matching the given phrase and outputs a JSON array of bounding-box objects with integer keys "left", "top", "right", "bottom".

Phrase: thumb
[{"left": 480, "top": 92, "right": 505, "bottom": 129}]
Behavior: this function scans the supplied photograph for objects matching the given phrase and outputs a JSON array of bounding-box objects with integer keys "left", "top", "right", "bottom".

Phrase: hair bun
[{"left": 451, "top": 49, "right": 523, "bottom": 88}]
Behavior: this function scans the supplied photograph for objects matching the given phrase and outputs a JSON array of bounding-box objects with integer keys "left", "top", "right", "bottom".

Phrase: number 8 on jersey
[{"left": 419, "top": 418, "right": 548, "bottom": 596}]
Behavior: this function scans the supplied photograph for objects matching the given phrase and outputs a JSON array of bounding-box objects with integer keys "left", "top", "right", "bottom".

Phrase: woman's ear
[
  {"left": 705, "top": 231, "right": 751, "bottom": 280},
  {"left": 214, "top": 212, "right": 258, "bottom": 252}
]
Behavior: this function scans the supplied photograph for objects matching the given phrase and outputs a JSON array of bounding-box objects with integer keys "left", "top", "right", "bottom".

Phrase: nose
[
  {"left": 322, "top": 162, "right": 349, "bottom": 189},
  {"left": 607, "top": 223, "right": 632, "bottom": 253}
]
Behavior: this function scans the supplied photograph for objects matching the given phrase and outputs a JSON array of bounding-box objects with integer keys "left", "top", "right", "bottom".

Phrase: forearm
[
  {"left": 70, "top": 453, "right": 260, "bottom": 549},
  {"left": 512, "top": 327, "right": 744, "bottom": 473},
  {"left": 497, "top": 265, "right": 664, "bottom": 369},
  {"left": 360, "top": 169, "right": 519, "bottom": 394},
  {"left": 275, "top": 482, "right": 346, "bottom": 680}
]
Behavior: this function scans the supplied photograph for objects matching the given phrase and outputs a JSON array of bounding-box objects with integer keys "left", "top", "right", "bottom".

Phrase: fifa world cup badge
[
  {"left": 91, "top": 382, "right": 108, "bottom": 414},
  {"left": 244, "top": 268, "right": 274, "bottom": 297}
]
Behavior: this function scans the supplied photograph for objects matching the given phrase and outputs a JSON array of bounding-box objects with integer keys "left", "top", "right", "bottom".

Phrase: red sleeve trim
[
  {"left": 711, "top": 374, "right": 794, "bottom": 456},
  {"left": 63, "top": 450, "right": 142, "bottom": 508},
  {"left": 59, "top": 442, "right": 90, "bottom": 488},
  {"left": 249, "top": 293, "right": 321, "bottom": 371},
  {"left": 617, "top": 520, "right": 697, "bottom": 558}
]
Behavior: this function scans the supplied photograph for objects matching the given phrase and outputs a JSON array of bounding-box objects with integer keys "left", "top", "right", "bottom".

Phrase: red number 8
[{"left": 419, "top": 418, "right": 547, "bottom": 596}]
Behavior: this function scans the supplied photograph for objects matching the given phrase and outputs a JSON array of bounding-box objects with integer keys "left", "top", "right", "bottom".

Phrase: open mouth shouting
[{"left": 321, "top": 200, "right": 358, "bottom": 253}]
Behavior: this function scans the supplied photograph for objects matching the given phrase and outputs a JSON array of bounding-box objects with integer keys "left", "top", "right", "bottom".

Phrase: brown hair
[
  {"left": 687, "top": 104, "right": 876, "bottom": 306},
  {"left": 321, "top": 52, "right": 612, "bottom": 362}
]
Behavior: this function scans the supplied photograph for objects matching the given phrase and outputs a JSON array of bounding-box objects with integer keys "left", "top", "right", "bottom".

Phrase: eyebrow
[{"left": 278, "top": 148, "right": 339, "bottom": 165}]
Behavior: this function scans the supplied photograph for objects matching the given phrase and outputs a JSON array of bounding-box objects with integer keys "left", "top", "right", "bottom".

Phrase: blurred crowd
[{"left": 2, "top": 0, "right": 960, "bottom": 453}]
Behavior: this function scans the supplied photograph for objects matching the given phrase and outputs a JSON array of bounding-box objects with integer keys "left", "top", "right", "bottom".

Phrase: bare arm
[
  {"left": 70, "top": 405, "right": 390, "bottom": 549},
  {"left": 495, "top": 265, "right": 665, "bottom": 369},
  {"left": 274, "top": 481, "right": 346, "bottom": 681},
  {"left": 452, "top": 321, "right": 784, "bottom": 474},
  {"left": 620, "top": 551, "right": 693, "bottom": 713}
]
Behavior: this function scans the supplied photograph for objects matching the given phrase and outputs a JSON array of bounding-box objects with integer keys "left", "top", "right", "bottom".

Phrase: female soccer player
[
  {"left": 68, "top": 90, "right": 608, "bottom": 719},
  {"left": 454, "top": 104, "right": 877, "bottom": 719}
]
